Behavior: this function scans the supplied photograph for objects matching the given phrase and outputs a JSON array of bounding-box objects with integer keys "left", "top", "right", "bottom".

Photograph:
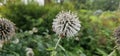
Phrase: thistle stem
[
  {"left": 108, "top": 49, "right": 116, "bottom": 56},
  {"left": 55, "top": 37, "right": 62, "bottom": 50},
  {"left": 108, "top": 45, "right": 117, "bottom": 56},
  {"left": 51, "top": 36, "right": 62, "bottom": 56}
]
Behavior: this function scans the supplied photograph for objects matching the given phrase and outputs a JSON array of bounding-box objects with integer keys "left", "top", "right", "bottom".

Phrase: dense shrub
[{"left": 0, "top": 2, "right": 61, "bottom": 35}]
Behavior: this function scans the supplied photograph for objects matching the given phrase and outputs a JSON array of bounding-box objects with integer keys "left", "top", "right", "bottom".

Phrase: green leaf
[{"left": 46, "top": 47, "right": 55, "bottom": 51}]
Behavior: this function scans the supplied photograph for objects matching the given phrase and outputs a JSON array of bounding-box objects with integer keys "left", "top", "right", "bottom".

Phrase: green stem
[
  {"left": 55, "top": 37, "right": 62, "bottom": 50},
  {"left": 108, "top": 45, "right": 117, "bottom": 56},
  {"left": 58, "top": 44, "right": 65, "bottom": 51},
  {"left": 51, "top": 37, "right": 62, "bottom": 56},
  {"left": 108, "top": 49, "right": 116, "bottom": 56}
]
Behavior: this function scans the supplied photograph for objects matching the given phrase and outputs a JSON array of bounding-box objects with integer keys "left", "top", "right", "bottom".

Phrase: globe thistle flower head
[
  {"left": 26, "top": 48, "right": 34, "bottom": 56},
  {"left": 113, "top": 26, "right": 120, "bottom": 39},
  {"left": 52, "top": 11, "right": 81, "bottom": 37},
  {"left": 0, "top": 18, "right": 15, "bottom": 41},
  {"left": 115, "top": 39, "right": 120, "bottom": 45}
]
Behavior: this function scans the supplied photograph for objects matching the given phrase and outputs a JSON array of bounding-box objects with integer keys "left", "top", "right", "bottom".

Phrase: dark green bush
[{"left": 0, "top": 2, "right": 61, "bottom": 35}]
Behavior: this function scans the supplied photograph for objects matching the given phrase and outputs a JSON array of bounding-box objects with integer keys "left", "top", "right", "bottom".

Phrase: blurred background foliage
[{"left": 0, "top": 0, "right": 120, "bottom": 56}]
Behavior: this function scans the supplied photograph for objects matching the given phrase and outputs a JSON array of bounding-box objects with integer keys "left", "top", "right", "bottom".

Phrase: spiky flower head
[
  {"left": 113, "top": 26, "right": 120, "bottom": 45},
  {"left": 0, "top": 18, "right": 15, "bottom": 41},
  {"left": 52, "top": 11, "right": 81, "bottom": 37},
  {"left": 26, "top": 48, "right": 34, "bottom": 56},
  {"left": 113, "top": 26, "right": 120, "bottom": 39}
]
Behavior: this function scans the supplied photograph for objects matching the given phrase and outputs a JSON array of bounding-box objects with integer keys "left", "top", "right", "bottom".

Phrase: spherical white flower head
[
  {"left": 0, "top": 18, "right": 15, "bottom": 41},
  {"left": 52, "top": 11, "right": 81, "bottom": 37},
  {"left": 26, "top": 48, "right": 34, "bottom": 56}
]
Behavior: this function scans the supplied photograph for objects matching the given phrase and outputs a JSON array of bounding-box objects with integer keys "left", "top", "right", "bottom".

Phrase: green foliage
[
  {"left": 92, "top": 0, "right": 120, "bottom": 11},
  {"left": 71, "top": 0, "right": 120, "bottom": 11},
  {"left": 0, "top": 1, "right": 61, "bottom": 34},
  {"left": 0, "top": 0, "right": 120, "bottom": 56}
]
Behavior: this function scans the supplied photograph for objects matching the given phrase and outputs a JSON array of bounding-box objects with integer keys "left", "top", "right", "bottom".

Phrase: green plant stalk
[
  {"left": 108, "top": 45, "right": 117, "bottom": 56},
  {"left": 51, "top": 36, "right": 62, "bottom": 56},
  {"left": 55, "top": 37, "right": 62, "bottom": 50},
  {"left": 58, "top": 44, "right": 65, "bottom": 51},
  {"left": 108, "top": 49, "right": 116, "bottom": 56}
]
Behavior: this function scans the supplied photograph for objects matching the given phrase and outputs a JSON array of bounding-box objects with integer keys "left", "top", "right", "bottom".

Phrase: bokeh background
[{"left": 0, "top": 0, "right": 120, "bottom": 56}]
